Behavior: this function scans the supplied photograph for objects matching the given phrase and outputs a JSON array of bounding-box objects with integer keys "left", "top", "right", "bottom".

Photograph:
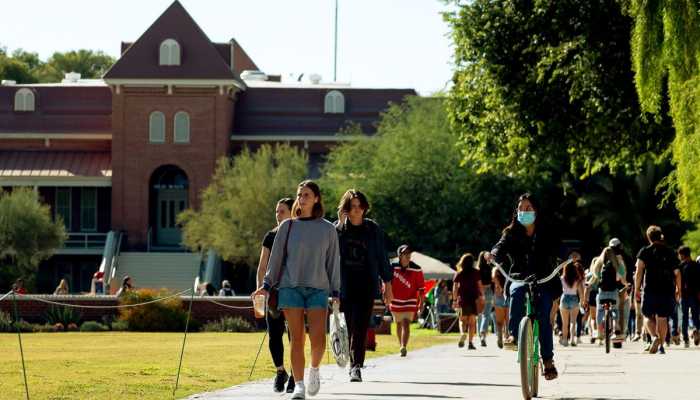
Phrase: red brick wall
[
  {"left": 110, "top": 86, "right": 235, "bottom": 248},
  {"left": 0, "top": 139, "right": 111, "bottom": 151}
]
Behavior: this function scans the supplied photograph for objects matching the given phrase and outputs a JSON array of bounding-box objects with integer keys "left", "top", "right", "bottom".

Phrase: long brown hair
[
  {"left": 563, "top": 260, "right": 580, "bottom": 287},
  {"left": 291, "top": 180, "right": 325, "bottom": 219},
  {"left": 338, "top": 189, "right": 370, "bottom": 217},
  {"left": 456, "top": 253, "right": 475, "bottom": 273}
]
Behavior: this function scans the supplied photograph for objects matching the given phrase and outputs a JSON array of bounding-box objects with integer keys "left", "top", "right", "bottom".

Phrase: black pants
[
  {"left": 266, "top": 311, "right": 287, "bottom": 368},
  {"left": 341, "top": 295, "right": 375, "bottom": 369}
]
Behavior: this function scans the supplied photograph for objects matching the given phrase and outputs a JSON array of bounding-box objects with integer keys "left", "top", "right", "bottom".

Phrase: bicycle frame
[{"left": 518, "top": 281, "right": 540, "bottom": 366}]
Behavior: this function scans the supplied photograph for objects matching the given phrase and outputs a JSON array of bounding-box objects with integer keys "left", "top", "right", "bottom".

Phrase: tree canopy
[{"left": 0, "top": 46, "right": 115, "bottom": 83}]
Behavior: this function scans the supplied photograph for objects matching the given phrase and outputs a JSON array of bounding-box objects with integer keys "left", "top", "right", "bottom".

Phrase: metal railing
[{"left": 63, "top": 232, "right": 108, "bottom": 249}]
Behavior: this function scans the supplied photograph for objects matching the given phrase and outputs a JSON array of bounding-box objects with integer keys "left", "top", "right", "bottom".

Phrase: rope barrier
[
  {"left": 0, "top": 290, "right": 13, "bottom": 302},
  {"left": 204, "top": 298, "right": 254, "bottom": 310},
  {"left": 12, "top": 289, "right": 192, "bottom": 309}
]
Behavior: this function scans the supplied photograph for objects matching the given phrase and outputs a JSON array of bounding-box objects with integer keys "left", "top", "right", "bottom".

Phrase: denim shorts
[
  {"left": 278, "top": 287, "right": 329, "bottom": 310},
  {"left": 596, "top": 290, "right": 618, "bottom": 325},
  {"left": 494, "top": 295, "right": 507, "bottom": 308},
  {"left": 560, "top": 294, "right": 579, "bottom": 310}
]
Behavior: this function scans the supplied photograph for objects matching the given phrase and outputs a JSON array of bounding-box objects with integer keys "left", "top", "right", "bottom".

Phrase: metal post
[
  {"left": 173, "top": 289, "right": 194, "bottom": 398},
  {"left": 12, "top": 291, "right": 30, "bottom": 400}
]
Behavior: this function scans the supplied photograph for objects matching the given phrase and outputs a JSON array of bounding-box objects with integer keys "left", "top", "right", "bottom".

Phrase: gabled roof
[{"left": 103, "top": 0, "right": 236, "bottom": 80}]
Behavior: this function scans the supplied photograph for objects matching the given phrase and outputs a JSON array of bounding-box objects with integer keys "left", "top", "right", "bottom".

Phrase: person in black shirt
[
  {"left": 336, "top": 189, "right": 393, "bottom": 383},
  {"left": 677, "top": 245, "right": 700, "bottom": 347},
  {"left": 634, "top": 225, "right": 682, "bottom": 354},
  {"left": 255, "top": 197, "right": 295, "bottom": 393}
]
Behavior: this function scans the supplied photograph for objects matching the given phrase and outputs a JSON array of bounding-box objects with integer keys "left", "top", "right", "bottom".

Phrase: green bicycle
[{"left": 492, "top": 260, "right": 569, "bottom": 400}]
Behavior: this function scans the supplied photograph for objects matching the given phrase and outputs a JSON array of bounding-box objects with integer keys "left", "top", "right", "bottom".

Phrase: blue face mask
[{"left": 517, "top": 211, "right": 536, "bottom": 226}]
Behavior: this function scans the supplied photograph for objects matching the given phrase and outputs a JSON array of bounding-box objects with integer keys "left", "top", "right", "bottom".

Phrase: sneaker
[
  {"left": 684, "top": 340, "right": 690, "bottom": 348},
  {"left": 658, "top": 345, "right": 666, "bottom": 354},
  {"left": 504, "top": 335, "right": 517, "bottom": 350},
  {"left": 643, "top": 342, "right": 651, "bottom": 352},
  {"left": 694, "top": 329, "right": 700, "bottom": 346},
  {"left": 590, "top": 336, "right": 596, "bottom": 344},
  {"left": 497, "top": 334, "right": 504, "bottom": 349},
  {"left": 307, "top": 368, "right": 320, "bottom": 396},
  {"left": 480, "top": 338, "right": 487, "bottom": 347},
  {"left": 672, "top": 334, "right": 681, "bottom": 346},
  {"left": 570, "top": 339, "right": 577, "bottom": 347},
  {"left": 458, "top": 340, "right": 465, "bottom": 348},
  {"left": 274, "top": 370, "right": 289, "bottom": 393},
  {"left": 559, "top": 337, "right": 567, "bottom": 347},
  {"left": 468, "top": 342, "right": 476, "bottom": 350},
  {"left": 576, "top": 336, "right": 582, "bottom": 345},
  {"left": 291, "top": 381, "right": 305, "bottom": 400},
  {"left": 633, "top": 334, "right": 641, "bottom": 342},
  {"left": 400, "top": 347, "right": 407, "bottom": 357},
  {"left": 649, "top": 337, "right": 661, "bottom": 354},
  {"left": 349, "top": 367, "right": 362, "bottom": 382},
  {"left": 286, "top": 376, "right": 296, "bottom": 393}
]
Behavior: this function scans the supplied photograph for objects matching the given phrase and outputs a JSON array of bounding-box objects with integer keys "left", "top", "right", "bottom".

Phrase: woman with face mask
[{"left": 484, "top": 193, "right": 563, "bottom": 381}]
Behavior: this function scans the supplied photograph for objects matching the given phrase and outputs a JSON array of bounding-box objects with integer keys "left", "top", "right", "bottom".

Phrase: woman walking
[
  {"left": 255, "top": 198, "right": 294, "bottom": 393},
  {"left": 559, "top": 260, "right": 584, "bottom": 346},
  {"left": 453, "top": 253, "right": 483, "bottom": 350},
  {"left": 492, "top": 265, "right": 509, "bottom": 348},
  {"left": 335, "top": 189, "right": 393, "bottom": 382},
  {"left": 254, "top": 181, "right": 340, "bottom": 400},
  {"left": 476, "top": 251, "right": 495, "bottom": 347}
]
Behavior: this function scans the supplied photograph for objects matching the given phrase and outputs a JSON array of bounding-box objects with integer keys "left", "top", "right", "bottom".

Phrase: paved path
[{"left": 188, "top": 336, "right": 700, "bottom": 400}]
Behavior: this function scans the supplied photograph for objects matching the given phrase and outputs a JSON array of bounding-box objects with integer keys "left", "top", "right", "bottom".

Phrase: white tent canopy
[{"left": 410, "top": 251, "right": 455, "bottom": 280}]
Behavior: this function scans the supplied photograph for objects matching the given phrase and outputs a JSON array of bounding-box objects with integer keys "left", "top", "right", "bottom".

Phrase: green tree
[
  {"left": 0, "top": 188, "right": 67, "bottom": 291},
  {"left": 321, "top": 96, "right": 525, "bottom": 262},
  {"left": 178, "top": 144, "right": 307, "bottom": 268},
  {"left": 444, "top": 0, "right": 673, "bottom": 179},
  {"left": 628, "top": 0, "right": 700, "bottom": 221},
  {"left": 39, "top": 50, "right": 115, "bottom": 82}
]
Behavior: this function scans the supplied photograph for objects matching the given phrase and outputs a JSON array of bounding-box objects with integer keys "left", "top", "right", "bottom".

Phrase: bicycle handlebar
[{"left": 490, "top": 259, "right": 571, "bottom": 286}]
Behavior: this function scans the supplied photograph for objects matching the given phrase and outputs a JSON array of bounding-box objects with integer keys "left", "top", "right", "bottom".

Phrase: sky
[{"left": 0, "top": 0, "right": 455, "bottom": 95}]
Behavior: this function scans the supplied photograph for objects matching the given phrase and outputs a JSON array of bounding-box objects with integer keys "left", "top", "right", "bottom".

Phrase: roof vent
[
  {"left": 1, "top": 80, "right": 17, "bottom": 86},
  {"left": 62, "top": 72, "right": 82, "bottom": 83},
  {"left": 309, "top": 74, "right": 322, "bottom": 84},
  {"left": 240, "top": 70, "right": 268, "bottom": 81}
]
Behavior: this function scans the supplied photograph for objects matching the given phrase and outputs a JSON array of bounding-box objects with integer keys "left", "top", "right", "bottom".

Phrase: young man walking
[
  {"left": 390, "top": 245, "right": 425, "bottom": 357},
  {"left": 678, "top": 245, "right": 700, "bottom": 347}
]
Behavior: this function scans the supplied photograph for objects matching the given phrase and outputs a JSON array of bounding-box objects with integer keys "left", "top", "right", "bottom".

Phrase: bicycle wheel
[
  {"left": 518, "top": 317, "right": 535, "bottom": 399},
  {"left": 604, "top": 309, "right": 611, "bottom": 354}
]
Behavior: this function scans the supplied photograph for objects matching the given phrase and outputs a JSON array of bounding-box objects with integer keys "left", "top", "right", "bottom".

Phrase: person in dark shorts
[
  {"left": 453, "top": 253, "right": 483, "bottom": 350},
  {"left": 634, "top": 225, "right": 682, "bottom": 355}
]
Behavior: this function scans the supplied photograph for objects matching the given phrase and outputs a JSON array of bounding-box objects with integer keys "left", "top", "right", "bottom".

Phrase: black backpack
[{"left": 599, "top": 260, "right": 617, "bottom": 292}]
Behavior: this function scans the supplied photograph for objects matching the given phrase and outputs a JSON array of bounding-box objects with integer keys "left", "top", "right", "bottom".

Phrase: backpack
[{"left": 599, "top": 260, "right": 617, "bottom": 292}]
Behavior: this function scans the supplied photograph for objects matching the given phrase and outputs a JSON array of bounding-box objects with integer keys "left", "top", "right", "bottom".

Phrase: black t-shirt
[
  {"left": 636, "top": 243, "right": 679, "bottom": 295},
  {"left": 681, "top": 260, "right": 700, "bottom": 299},
  {"left": 262, "top": 229, "right": 277, "bottom": 250},
  {"left": 342, "top": 222, "right": 369, "bottom": 271}
]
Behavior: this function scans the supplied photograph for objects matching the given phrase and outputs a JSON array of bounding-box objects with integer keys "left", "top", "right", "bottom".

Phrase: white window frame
[
  {"left": 149, "top": 111, "right": 165, "bottom": 143},
  {"left": 159, "top": 39, "right": 181, "bottom": 66},
  {"left": 80, "top": 187, "right": 97, "bottom": 232},
  {"left": 174, "top": 111, "right": 190, "bottom": 143},
  {"left": 324, "top": 90, "right": 345, "bottom": 114},
  {"left": 14, "top": 88, "right": 35, "bottom": 112},
  {"left": 55, "top": 188, "right": 72, "bottom": 230}
]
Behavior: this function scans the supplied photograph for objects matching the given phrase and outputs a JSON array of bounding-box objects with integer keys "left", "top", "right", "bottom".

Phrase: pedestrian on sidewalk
[
  {"left": 453, "top": 253, "right": 483, "bottom": 350},
  {"left": 492, "top": 265, "right": 509, "bottom": 348},
  {"left": 254, "top": 180, "right": 341, "bottom": 400},
  {"left": 585, "top": 246, "right": 627, "bottom": 344},
  {"left": 634, "top": 225, "right": 682, "bottom": 355},
  {"left": 254, "top": 197, "right": 295, "bottom": 394},
  {"left": 389, "top": 244, "right": 425, "bottom": 357},
  {"left": 677, "top": 245, "right": 700, "bottom": 347},
  {"left": 559, "top": 260, "right": 584, "bottom": 347},
  {"left": 335, "top": 189, "right": 394, "bottom": 383},
  {"left": 476, "top": 251, "right": 495, "bottom": 347}
]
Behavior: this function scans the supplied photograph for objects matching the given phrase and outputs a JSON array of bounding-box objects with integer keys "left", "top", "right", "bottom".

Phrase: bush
[
  {"left": 110, "top": 320, "right": 129, "bottom": 331},
  {"left": 44, "top": 306, "right": 81, "bottom": 326},
  {"left": 201, "top": 316, "right": 255, "bottom": 333},
  {"left": 33, "top": 324, "right": 59, "bottom": 333},
  {"left": 0, "top": 311, "right": 13, "bottom": 332},
  {"left": 80, "top": 321, "right": 109, "bottom": 332},
  {"left": 14, "top": 320, "right": 34, "bottom": 333},
  {"left": 118, "top": 289, "right": 188, "bottom": 331}
]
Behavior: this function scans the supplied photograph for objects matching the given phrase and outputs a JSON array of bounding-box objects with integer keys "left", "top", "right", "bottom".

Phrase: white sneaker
[
  {"left": 291, "top": 381, "right": 305, "bottom": 399},
  {"left": 307, "top": 367, "right": 320, "bottom": 396}
]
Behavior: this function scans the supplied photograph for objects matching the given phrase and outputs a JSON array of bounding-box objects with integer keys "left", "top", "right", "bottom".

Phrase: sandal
[{"left": 543, "top": 360, "right": 558, "bottom": 381}]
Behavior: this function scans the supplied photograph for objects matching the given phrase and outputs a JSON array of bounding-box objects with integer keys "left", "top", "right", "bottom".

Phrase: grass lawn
[{"left": 0, "top": 324, "right": 457, "bottom": 399}]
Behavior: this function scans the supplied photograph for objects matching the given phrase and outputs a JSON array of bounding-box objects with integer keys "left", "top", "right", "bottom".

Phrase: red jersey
[{"left": 390, "top": 262, "right": 425, "bottom": 312}]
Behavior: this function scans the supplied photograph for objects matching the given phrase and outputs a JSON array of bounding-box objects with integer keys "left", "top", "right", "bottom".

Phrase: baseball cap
[
  {"left": 397, "top": 244, "right": 412, "bottom": 257},
  {"left": 609, "top": 238, "right": 622, "bottom": 248}
]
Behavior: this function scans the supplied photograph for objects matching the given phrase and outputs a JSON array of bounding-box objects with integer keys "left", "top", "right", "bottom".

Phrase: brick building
[{"left": 0, "top": 1, "right": 415, "bottom": 294}]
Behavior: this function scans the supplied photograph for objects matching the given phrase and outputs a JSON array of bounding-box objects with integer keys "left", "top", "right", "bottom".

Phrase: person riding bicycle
[
  {"left": 585, "top": 246, "right": 628, "bottom": 345},
  {"left": 484, "top": 193, "right": 562, "bottom": 381}
]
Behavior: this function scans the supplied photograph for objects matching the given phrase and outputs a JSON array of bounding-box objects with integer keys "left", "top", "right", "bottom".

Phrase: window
[
  {"left": 149, "top": 111, "right": 165, "bottom": 143},
  {"left": 159, "top": 39, "right": 181, "bottom": 66},
  {"left": 55, "top": 188, "right": 71, "bottom": 230},
  {"left": 174, "top": 111, "right": 190, "bottom": 143},
  {"left": 14, "top": 88, "right": 35, "bottom": 111},
  {"left": 324, "top": 90, "right": 345, "bottom": 114},
  {"left": 80, "top": 188, "right": 97, "bottom": 232}
]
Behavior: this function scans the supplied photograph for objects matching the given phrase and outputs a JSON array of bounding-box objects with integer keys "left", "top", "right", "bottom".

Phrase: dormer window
[
  {"left": 14, "top": 88, "right": 35, "bottom": 112},
  {"left": 324, "top": 90, "right": 345, "bottom": 114},
  {"left": 159, "top": 39, "right": 181, "bottom": 66}
]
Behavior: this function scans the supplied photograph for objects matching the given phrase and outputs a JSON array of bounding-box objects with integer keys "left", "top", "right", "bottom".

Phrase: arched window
[
  {"left": 14, "top": 88, "right": 35, "bottom": 111},
  {"left": 174, "top": 111, "right": 190, "bottom": 143},
  {"left": 149, "top": 111, "right": 165, "bottom": 143},
  {"left": 324, "top": 90, "right": 345, "bottom": 114},
  {"left": 159, "top": 39, "right": 181, "bottom": 66}
]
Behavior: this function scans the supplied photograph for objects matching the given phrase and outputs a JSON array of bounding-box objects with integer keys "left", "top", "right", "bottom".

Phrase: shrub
[
  {"left": 118, "top": 289, "right": 188, "bottom": 331},
  {"left": 201, "top": 316, "right": 255, "bottom": 333},
  {"left": 33, "top": 324, "right": 59, "bottom": 333},
  {"left": 14, "top": 320, "right": 34, "bottom": 333},
  {"left": 80, "top": 321, "right": 109, "bottom": 332},
  {"left": 66, "top": 323, "right": 78, "bottom": 331},
  {"left": 44, "top": 306, "right": 81, "bottom": 326},
  {"left": 0, "top": 311, "right": 13, "bottom": 332},
  {"left": 110, "top": 320, "right": 129, "bottom": 331}
]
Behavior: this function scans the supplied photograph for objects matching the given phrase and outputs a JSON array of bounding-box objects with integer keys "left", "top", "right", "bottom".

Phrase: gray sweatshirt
[{"left": 263, "top": 218, "right": 341, "bottom": 297}]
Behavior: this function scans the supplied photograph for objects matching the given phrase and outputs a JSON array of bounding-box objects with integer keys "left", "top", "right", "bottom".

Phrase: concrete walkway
[{"left": 187, "top": 335, "right": 700, "bottom": 400}]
